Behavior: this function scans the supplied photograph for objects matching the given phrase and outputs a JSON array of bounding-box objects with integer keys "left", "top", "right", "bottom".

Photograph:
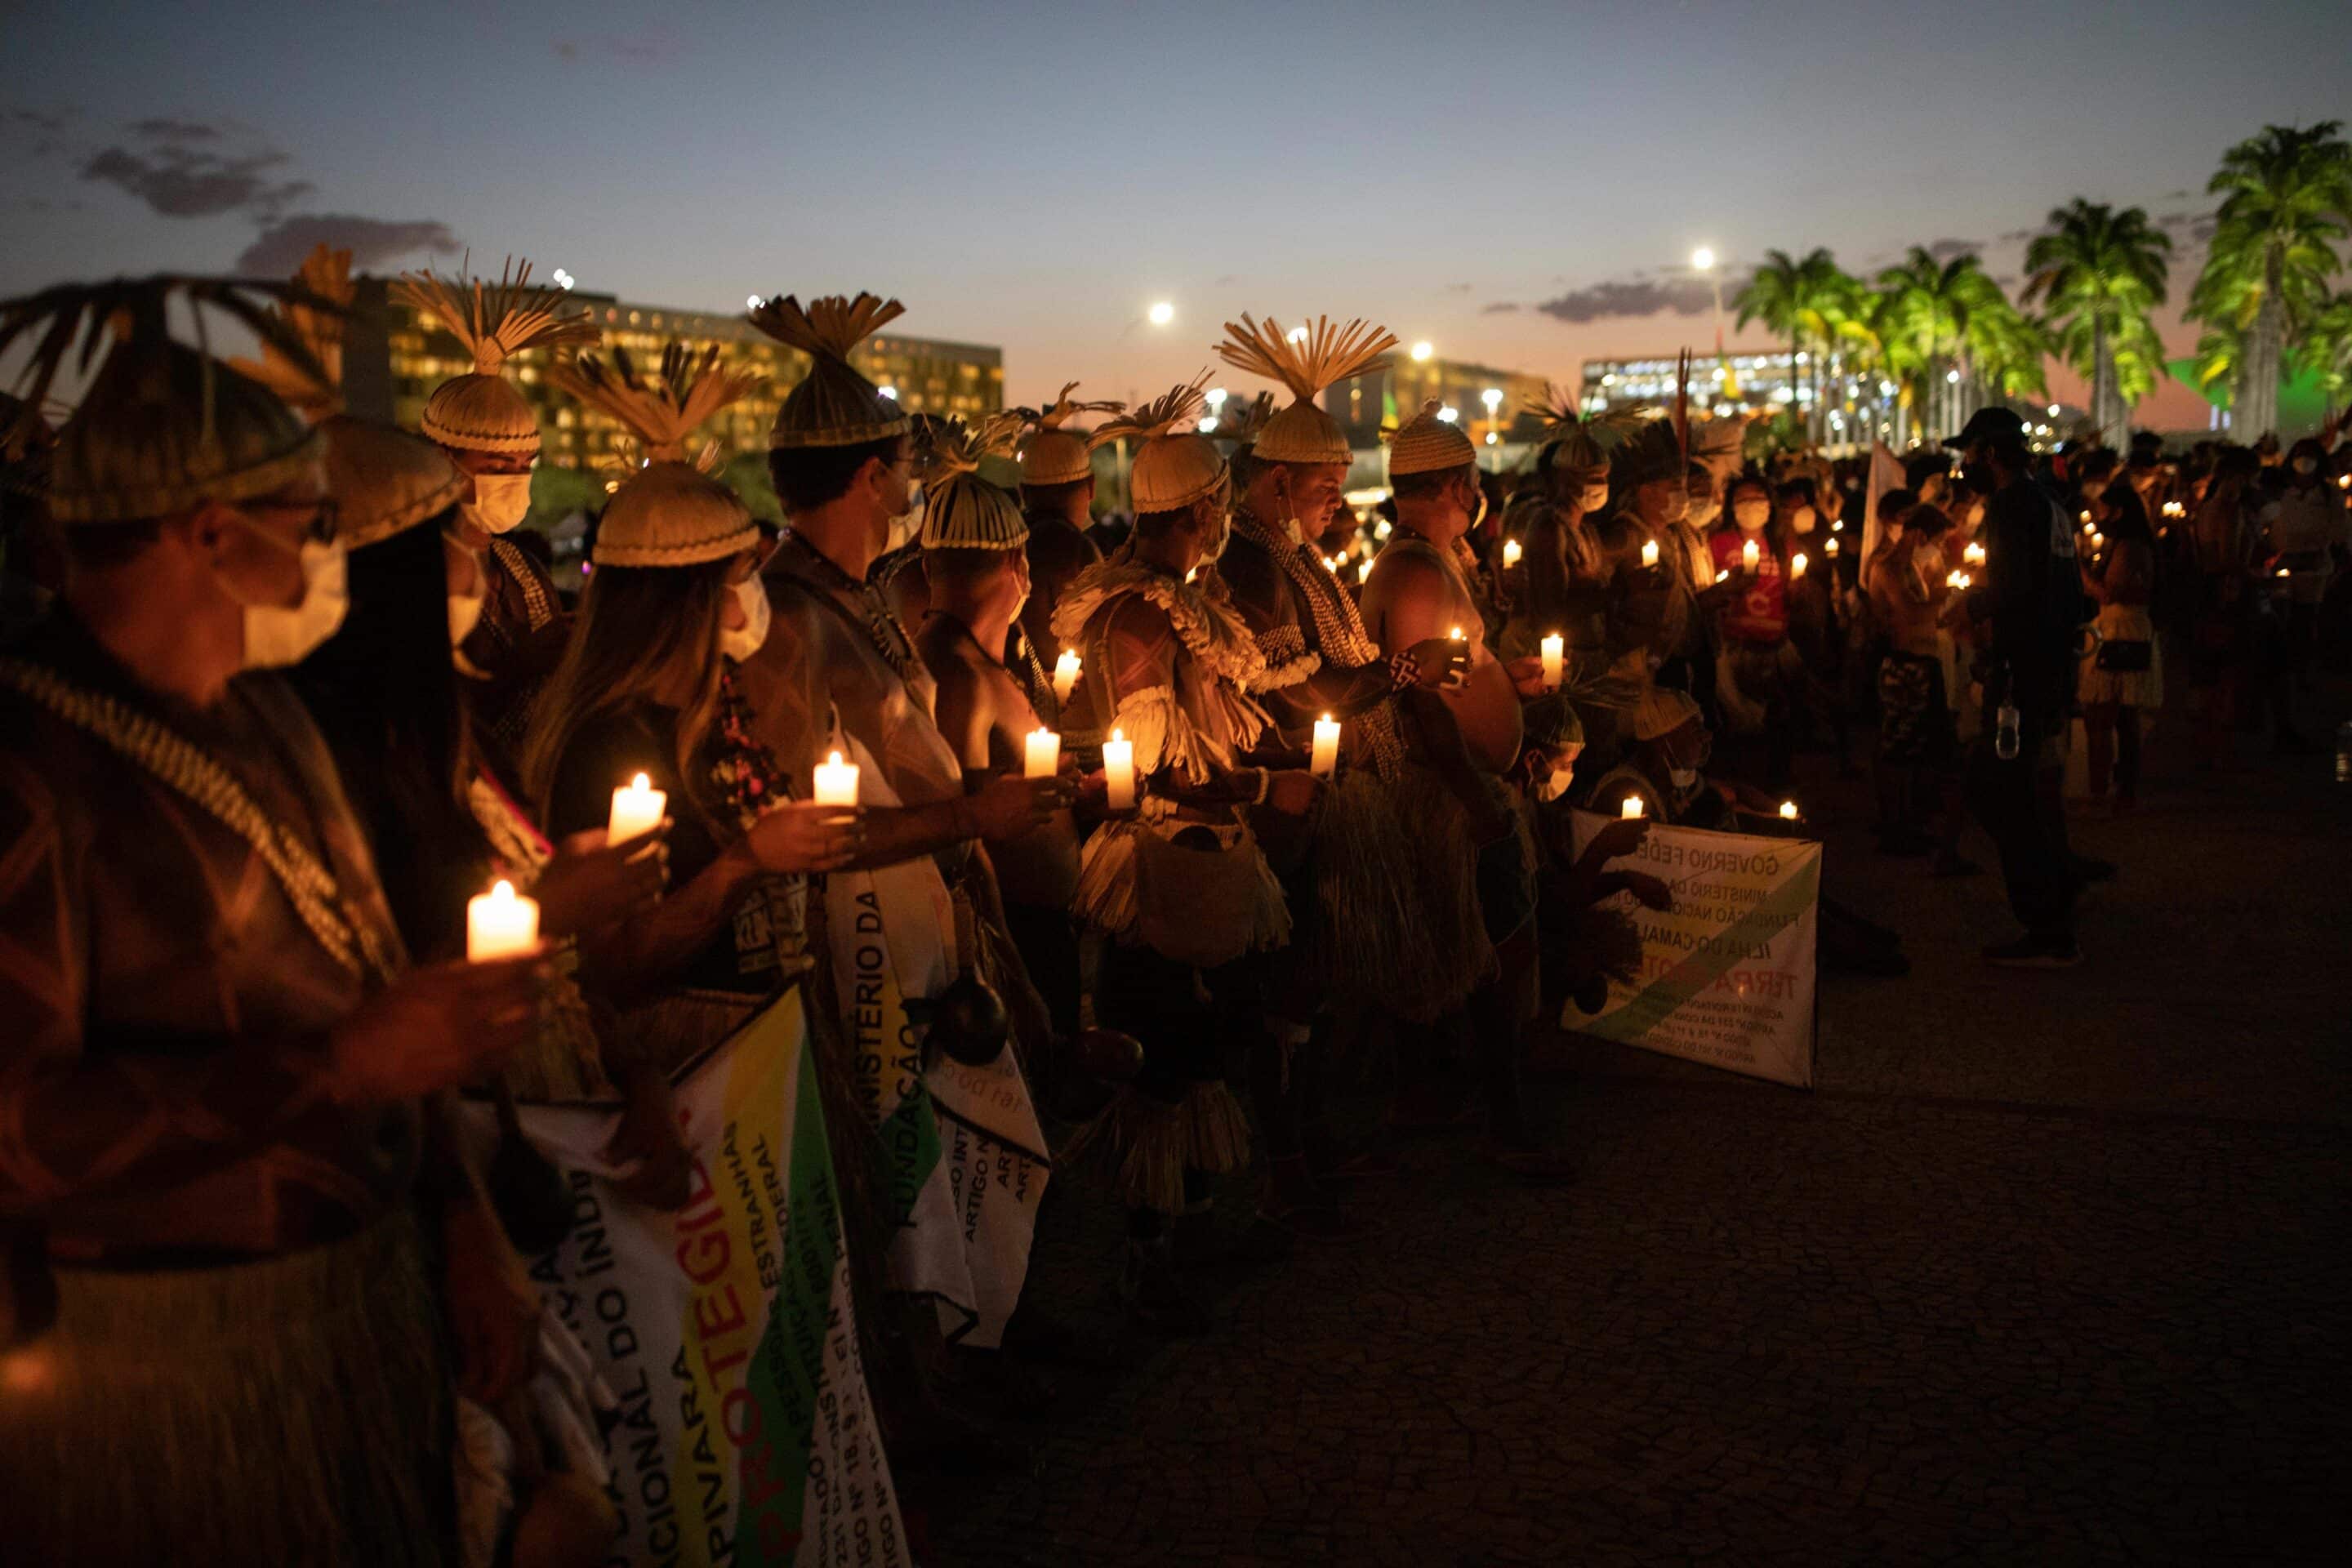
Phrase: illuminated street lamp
[
  {"left": 1480, "top": 386, "right": 1504, "bottom": 470},
  {"left": 1410, "top": 340, "right": 1435, "bottom": 363},
  {"left": 1147, "top": 300, "right": 1175, "bottom": 327}
]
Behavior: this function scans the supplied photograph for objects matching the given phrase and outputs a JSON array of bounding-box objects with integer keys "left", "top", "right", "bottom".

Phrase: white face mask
[
  {"left": 225, "top": 533, "right": 347, "bottom": 670},
  {"left": 446, "top": 590, "right": 484, "bottom": 649},
  {"left": 1734, "top": 499, "right": 1771, "bottom": 530},
  {"left": 460, "top": 471, "right": 533, "bottom": 536},
  {"left": 719, "top": 574, "right": 772, "bottom": 662},
  {"left": 1688, "top": 496, "right": 1722, "bottom": 529},
  {"left": 1668, "top": 765, "right": 1700, "bottom": 791},
  {"left": 1533, "top": 764, "right": 1575, "bottom": 803},
  {"left": 1789, "top": 506, "right": 1818, "bottom": 535}
]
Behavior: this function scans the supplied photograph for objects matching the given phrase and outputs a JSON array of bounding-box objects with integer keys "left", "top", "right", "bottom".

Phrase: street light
[
  {"left": 1437, "top": 406, "right": 1459, "bottom": 424},
  {"left": 1205, "top": 387, "right": 1227, "bottom": 410},
  {"left": 1410, "top": 341, "right": 1434, "bottom": 363},
  {"left": 1480, "top": 386, "right": 1503, "bottom": 470},
  {"left": 1147, "top": 301, "right": 1175, "bottom": 327}
]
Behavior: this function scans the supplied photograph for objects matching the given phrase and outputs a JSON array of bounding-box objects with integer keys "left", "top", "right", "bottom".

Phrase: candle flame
[
  {"left": 491, "top": 879, "right": 515, "bottom": 901},
  {"left": 826, "top": 751, "right": 844, "bottom": 767},
  {"left": 1779, "top": 800, "right": 1798, "bottom": 820},
  {"left": 1111, "top": 727, "right": 1125, "bottom": 742},
  {"left": 1450, "top": 626, "right": 1464, "bottom": 639},
  {"left": 630, "top": 772, "right": 650, "bottom": 791}
]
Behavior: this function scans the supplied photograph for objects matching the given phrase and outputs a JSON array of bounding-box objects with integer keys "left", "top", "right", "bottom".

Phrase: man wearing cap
[
  {"left": 391, "top": 261, "right": 599, "bottom": 748},
  {"left": 1949, "top": 406, "right": 2086, "bottom": 968},
  {"left": 0, "top": 278, "right": 545, "bottom": 1563}
]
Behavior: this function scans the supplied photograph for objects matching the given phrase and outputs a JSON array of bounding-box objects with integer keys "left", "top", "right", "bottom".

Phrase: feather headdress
[
  {"left": 1218, "top": 390, "right": 1276, "bottom": 451},
  {"left": 1093, "top": 372, "right": 1227, "bottom": 513},
  {"left": 1215, "top": 314, "right": 1395, "bottom": 466},
  {"left": 549, "top": 341, "right": 764, "bottom": 568},
  {"left": 747, "top": 291, "right": 912, "bottom": 451},
  {"left": 0, "top": 274, "right": 332, "bottom": 524},
  {"left": 233, "top": 247, "right": 463, "bottom": 548},
  {"left": 1018, "top": 381, "right": 1123, "bottom": 487},
  {"left": 390, "top": 256, "right": 597, "bottom": 454},
  {"left": 1526, "top": 383, "right": 1651, "bottom": 474},
  {"left": 919, "top": 412, "right": 1030, "bottom": 550}
]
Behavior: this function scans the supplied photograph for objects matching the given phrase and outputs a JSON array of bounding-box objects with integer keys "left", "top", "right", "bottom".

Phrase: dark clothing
[
  {"left": 1965, "top": 711, "right": 2076, "bottom": 940},
  {"left": 1979, "top": 474, "right": 2085, "bottom": 727},
  {"left": 1878, "top": 652, "right": 1953, "bottom": 766}
]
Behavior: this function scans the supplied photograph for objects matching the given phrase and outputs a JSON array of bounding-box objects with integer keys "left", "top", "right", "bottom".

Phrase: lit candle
[
  {"left": 1620, "top": 795, "right": 1646, "bottom": 820},
  {"left": 1779, "top": 801, "right": 1799, "bottom": 823},
  {"left": 1052, "top": 648, "right": 1081, "bottom": 706},
  {"left": 1023, "top": 727, "right": 1061, "bottom": 779},
  {"left": 1310, "top": 714, "right": 1341, "bottom": 778},
  {"left": 1946, "top": 569, "right": 1967, "bottom": 590},
  {"left": 2091, "top": 532, "right": 2105, "bottom": 550},
  {"left": 1741, "top": 537, "right": 1761, "bottom": 572},
  {"left": 1539, "top": 632, "right": 1565, "bottom": 690},
  {"left": 608, "top": 771, "right": 666, "bottom": 845},
  {"left": 1964, "top": 541, "right": 1985, "bottom": 565},
  {"left": 1791, "top": 551, "right": 1808, "bottom": 579},
  {"left": 1449, "top": 625, "right": 1466, "bottom": 642},
  {"left": 467, "top": 879, "right": 539, "bottom": 962},
  {"left": 1501, "top": 537, "right": 1522, "bottom": 568},
  {"left": 1102, "top": 727, "right": 1135, "bottom": 810},
  {"left": 1824, "top": 537, "right": 1840, "bottom": 558},
  {"left": 1356, "top": 559, "right": 1372, "bottom": 585},
  {"left": 1716, "top": 568, "right": 1731, "bottom": 583},
  {"left": 2079, "top": 510, "right": 2093, "bottom": 524},
  {"left": 1641, "top": 538, "right": 1660, "bottom": 568},
  {"left": 813, "top": 749, "right": 860, "bottom": 806}
]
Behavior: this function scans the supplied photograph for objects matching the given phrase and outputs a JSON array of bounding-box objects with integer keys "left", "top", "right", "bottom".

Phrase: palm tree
[
  {"left": 1873, "top": 247, "right": 2044, "bottom": 438},
  {"left": 2024, "top": 200, "right": 2172, "bottom": 449},
  {"left": 2298, "top": 290, "right": 2352, "bottom": 415},
  {"left": 1734, "top": 247, "right": 1842, "bottom": 443},
  {"left": 2190, "top": 121, "right": 2352, "bottom": 439}
]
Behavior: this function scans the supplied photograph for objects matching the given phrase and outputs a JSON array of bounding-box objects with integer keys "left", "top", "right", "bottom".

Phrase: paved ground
[{"left": 917, "top": 687, "right": 2352, "bottom": 1566}]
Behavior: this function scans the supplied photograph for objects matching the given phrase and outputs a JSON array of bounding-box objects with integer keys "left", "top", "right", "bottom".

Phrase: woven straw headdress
[
  {"left": 1527, "top": 383, "right": 1649, "bottom": 479},
  {"left": 546, "top": 343, "right": 765, "bottom": 568},
  {"left": 235, "top": 246, "right": 465, "bottom": 549},
  {"left": 747, "top": 292, "right": 911, "bottom": 450},
  {"left": 1017, "top": 381, "right": 1122, "bottom": 488},
  {"left": 1215, "top": 314, "right": 1395, "bottom": 467},
  {"left": 1, "top": 274, "right": 331, "bottom": 526},
  {"left": 1093, "top": 373, "right": 1225, "bottom": 514},
  {"left": 920, "top": 412, "right": 1031, "bottom": 550},
  {"left": 390, "top": 257, "right": 598, "bottom": 455},
  {"left": 1387, "top": 398, "right": 1478, "bottom": 477},
  {"left": 1632, "top": 683, "right": 1704, "bottom": 742}
]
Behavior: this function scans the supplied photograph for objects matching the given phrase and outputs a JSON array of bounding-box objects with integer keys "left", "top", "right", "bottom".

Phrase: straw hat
[
  {"left": 390, "top": 257, "right": 598, "bottom": 456},
  {"left": 1093, "top": 374, "right": 1225, "bottom": 513},
  {"left": 1017, "top": 382, "right": 1121, "bottom": 488},
  {"left": 1387, "top": 398, "right": 1477, "bottom": 477},
  {"left": 546, "top": 343, "right": 765, "bottom": 568},
  {"left": 234, "top": 246, "right": 465, "bottom": 548},
  {"left": 747, "top": 292, "right": 911, "bottom": 450},
  {"left": 1, "top": 275, "right": 328, "bottom": 526},
  {"left": 1215, "top": 314, "right": 1396, "bottom": 467},
  {"left": 1632, "top": 684, "right": 1704, "bottom": 742},
  {"left": 921, "top": 412, "right": 1031, "bottom": 550}
]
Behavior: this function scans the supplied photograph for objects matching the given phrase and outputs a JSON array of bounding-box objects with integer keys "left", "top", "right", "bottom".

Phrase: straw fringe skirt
[
  {"left": 2, "top": 1212, "right": 452, "bottom": 1567},
  {"left": 1316, "top": 764, "right": 1497, "bottom": 1023},
  {"left": 1059, "top": 1080, "right": 1252, "bottom": 1214}
]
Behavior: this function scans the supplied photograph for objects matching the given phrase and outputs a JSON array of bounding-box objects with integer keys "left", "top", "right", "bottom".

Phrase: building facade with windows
[
  {"left": 1322, "top": 354, "right": 1554, "bottom": 453},
  {"left": 341, "top": 278, "right": 1004, "bottom": 470}
]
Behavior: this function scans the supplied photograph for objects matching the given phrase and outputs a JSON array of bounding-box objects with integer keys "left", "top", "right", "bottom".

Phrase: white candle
[
  {"left": 467, "top": 879, "right": 539, "bottom": 961},
  {"left": 608, "top": 771, "right": 666, "bottom": 845},
  {"left": 1946, "top": 569, "right": 1967, "bottom": 590},
  {"left": 1824, "top": 537, "right": 1840, "bottom": 558},
  {"left": 1539, "top": 632, "right": 1565, "bottom": 691},
  {"left": 1964, "top": 541, "right": 1985, "bottom": 564},
  {"left": 813, "top": 750, "right": 860, "bottom": 806},
  {"left": 1741, "top": 537, "right": 1761, "bottom": 572},
  {"left": 1310, "top": 714, "right": 1341, "bottom": 778},
  {"left": 1779, "top": 800, "right": 1799, "bottom": 822},
  {"left": 1023, "top": 726, "right": 1061, "bottom": 779},
  {"left": 1641, "top": 538, "right": 1660, "bottom": 568},
  {"left": 1791, "top": 551, "right": 1808, "bottom": 579},
  {"left": 1716, "top": 568, "right": 1731, "bottom": 584},
  {"left": 1501, "top": 537, "right": 1522, "bottom": 569},
  {"left": 1102, "top": 727, "right": 1135, "bottom": 810},
  {"left": 1356, "top": 559, "right": 1372, "bottom": 585},
  {"left": 1052, "top": 648, "right": 1081, "bottom": 706},
  {"left": 1620, "top": 795, "right": 1646, "bottom": 820},
  {"left": 2090, "top": 532, "right": 2105, "bottom": 551}
]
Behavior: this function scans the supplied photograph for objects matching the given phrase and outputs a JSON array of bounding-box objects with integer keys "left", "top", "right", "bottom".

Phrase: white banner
[
  {"left": 506, "top": 991, "right": 911, "bottom": 1568},
  {"left": 1567, "top": 812, "right": 1820, "bottom": 1088}
]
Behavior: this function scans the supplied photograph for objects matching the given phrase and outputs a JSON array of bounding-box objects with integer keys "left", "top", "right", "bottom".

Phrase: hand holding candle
[
  {"left": 813, "top": 750, "right": 860, "bottom": 806},
  {"left": 1102, "top": 728, "right": 1136, "bottom": 809},
  {"left": 1741, "top": 537, "right": 1761, "bottom": 572},
  {"left": 1779, "top": 800, "right": 1800, "bottom": 822},
  {"left": 1621, "top": 795, "right": 1646, "bottom": 820},
  {"left": 1791, "top": 551, "right": 1808, "bottom": 580},
  {"left": 467, "top": 879, "right": 540, "bottom": 961},
  {"left": 1539, "top": 632, "right": 1564, "bottom": 690},
  {"left": 1641, "top": 538, "right": 1660, "bottom": 569},
  {"left": 1501, "top": 537, "right": 1522, "bottom": 569},
  {"left": 608, "top": 772, "right": 666, "bottom": 845},
  {"left": 1023, "top": 726, "right": 1062, "bottom": 779},
  {"left": 1052, "top": 648, "right": 1081, "bottom": 706},
  {"left": 1310, "top": 714, "right": 1341, "bottom": 778}
]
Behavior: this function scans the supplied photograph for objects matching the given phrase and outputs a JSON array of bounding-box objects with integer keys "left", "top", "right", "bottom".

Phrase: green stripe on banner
[
  {"left": 1585, "top": 853, "right": 1821, "bottom": 1045},
  {"left": 875, "top": 1078, "right": 944, "bottom": 1225},
  {"left": 741, "top": 1030, "right": 838, "bottom": 1554}
]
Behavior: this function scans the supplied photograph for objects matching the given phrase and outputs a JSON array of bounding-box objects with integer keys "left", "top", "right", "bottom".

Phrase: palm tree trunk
[
  {"left": 2242, "top": 247, "right": 2285, "bottom": 440},
  {"left": 2091, "top": 316, "right": 2112, "bottom": 451}
]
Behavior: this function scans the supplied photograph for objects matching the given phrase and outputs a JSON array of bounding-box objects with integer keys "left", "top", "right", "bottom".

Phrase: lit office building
[
  {"left": 1323, "top": 351, "right": 1553, "bottom": 453},
  {"left": 342, "top": 279, "right": 1004, "bottom": 469}
]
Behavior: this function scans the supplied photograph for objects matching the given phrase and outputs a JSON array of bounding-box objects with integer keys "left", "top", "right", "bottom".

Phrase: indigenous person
[
  {"left": 2077, "top": 481, "right": 2163, "bottom": 811},
  {"left": 1949, "top": 407, "right": 2086, "bottom": 968},
  {"left": 0, "top": 278, "right": 546, "bottom": 1565},
  {"left": 391, "top": 260, "right": 599, "bottom": 748},
  {"left": 1512, "top": 697, "right": 1664, "bottom": 1020},
  {"left": 1599, "top": 417, "right": 1702, "bottom": 683},
  {"left": 1015, "top": 381, "right": 1116, "bottom": 684},
  {"left": 1360, "top": 402, "right": 1573, "bottom": 1178},
  {"left": 1050, "top": 379, "right": 1316, "bottom": 1325},
  {"left": 1211, "top": 314, "right": 1470, "bottom": 1224},
  {"left": 1866, "top": 501, "right": 1960, "bottom": 854}
]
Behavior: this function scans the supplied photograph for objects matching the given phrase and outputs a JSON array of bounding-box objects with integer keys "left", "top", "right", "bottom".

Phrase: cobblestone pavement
[{"left": 917, "top": 695, "right": 2352, "bottom": 1566}]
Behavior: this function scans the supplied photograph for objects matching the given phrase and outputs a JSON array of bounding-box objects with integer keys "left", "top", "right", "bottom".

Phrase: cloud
[
  {"left": 1924, "top": 237, "right": 1980, "bottom": 261},
  {"left": 80, "top": 141, "right": 311, "bottom": 220},
  {"left": 129, "top": 116, "right": 221, "bottom": 142},
  {"left": 1443, "top": 282, "right": 1472, "bottom": 295},
  {"left": 237, "top": 213, "right": 461, "bottom": 275},
  {"left": 1481, "top": 301, "right": 1521, "bottom": 314},
  {"left": 1995, "top": 227, "right": 2037, "bottom": 245},
  {"left": 3, "top": 107, "right": 74, "bottom": 134},
  {"left": 1529, "top": 275, "right": 1722, "bottom": 326}
]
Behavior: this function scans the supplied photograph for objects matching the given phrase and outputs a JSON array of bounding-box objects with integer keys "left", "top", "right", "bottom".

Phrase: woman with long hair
[{"left": 2078, "top": 478, "right": 2163, "bottom": 809}]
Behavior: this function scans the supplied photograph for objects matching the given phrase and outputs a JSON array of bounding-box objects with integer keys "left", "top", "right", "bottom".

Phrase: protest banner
[
  {"left": 505, "top": 988, "right": 910, "bottom": 1568},
  {"left": 1568, "top": 811, "right": 1820, "bottom": 1088}
]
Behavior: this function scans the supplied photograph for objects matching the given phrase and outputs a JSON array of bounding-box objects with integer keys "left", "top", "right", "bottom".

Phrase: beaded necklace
[{"left": 776, "top": 528, "right": 924, "bottom": 686}]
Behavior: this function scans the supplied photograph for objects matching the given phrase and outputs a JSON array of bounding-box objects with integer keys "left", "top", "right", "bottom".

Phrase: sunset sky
[{"left": 5, "top": 0, "right": 2347, "bottom": 430}]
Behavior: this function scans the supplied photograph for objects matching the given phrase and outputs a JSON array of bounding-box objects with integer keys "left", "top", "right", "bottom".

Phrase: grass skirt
[
  {"left": 1316, "top": 764, "right": 1496, "bottom": 1023},
  {"left": 2, "top": 1211, "right": 452, "bottom": 1566},
  {"left": 1058, "top": 1080, "right": 1252, "bottom": 1214}
]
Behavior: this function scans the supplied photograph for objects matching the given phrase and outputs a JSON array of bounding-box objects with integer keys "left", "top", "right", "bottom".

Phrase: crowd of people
[{"left": 0, "top": 254, "right": 2344, "bottom": 1564}]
